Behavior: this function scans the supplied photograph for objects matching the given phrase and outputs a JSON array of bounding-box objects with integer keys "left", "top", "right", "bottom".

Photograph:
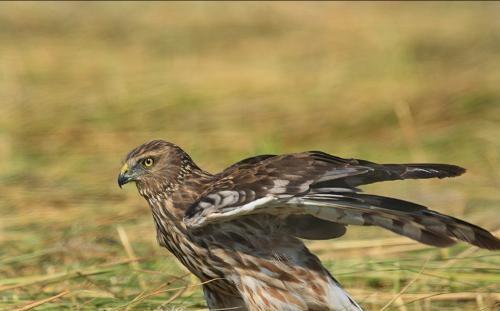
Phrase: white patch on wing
[
  {"left": 199, "top": 200, "right": 213, "bottom": 209},
  {"left": 271, "top": 179, "right": 290, "bottom": 193},
  {"left": 315, "top": 167, "right": 370, "bottom": 183},
  {"left": 341, "top": 211, "right": 366, "bottom": 225},
  {"left": 304, "top": 205, "right": 341, "bottom": 221},
  {"left": 369, "top": 215, "right": 394, "bottom": 228},
  {"left": 408, "top": 167, "right": 439, "bottom": 174},
  {"left": 403, "top": 222, "right": 420, "bottom": 238},
  {"left": 186, "top": 196, "right": 277, "bottom": 228},
  {"left": 287, "top": 197, "right": 370, "bottom": 225},
  {"left": 297, "top": 181, "right": 311, "bottom": 193},
  {"left": 217, "top": 190, "right": 240, "bottom": 207},
  {"left": 313, "top": 187, "right": 357, "bottom": 193},
  {"left": 214, "top": 196, "right": 276, "bottom": 218}
]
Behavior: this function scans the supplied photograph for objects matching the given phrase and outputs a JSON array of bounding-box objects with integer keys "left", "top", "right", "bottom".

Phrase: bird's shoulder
[{"left": 200, "top": 151, "right": 358, "bottom": 196}]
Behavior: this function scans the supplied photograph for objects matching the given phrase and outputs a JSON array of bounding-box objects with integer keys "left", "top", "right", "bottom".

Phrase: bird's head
[{"left": 118, "top": 140, "right": 194, "bottom": 196}]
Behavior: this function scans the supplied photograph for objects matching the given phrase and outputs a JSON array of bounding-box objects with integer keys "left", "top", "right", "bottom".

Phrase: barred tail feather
[
  {"left": 292, "top": 193, "right": 500, "bottom": 250},
  {"left": 414, "top": 210, "right": 500, "bottom": 250}
]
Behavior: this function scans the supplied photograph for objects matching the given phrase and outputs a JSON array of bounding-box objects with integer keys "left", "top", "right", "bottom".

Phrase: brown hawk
[{"left": 118, "top": 140, "right": 500, "bottom": 311}]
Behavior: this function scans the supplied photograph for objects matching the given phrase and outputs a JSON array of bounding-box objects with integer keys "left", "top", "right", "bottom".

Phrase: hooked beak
[{"left": 118, "top": 163, "right": 136, "bottom": 188}]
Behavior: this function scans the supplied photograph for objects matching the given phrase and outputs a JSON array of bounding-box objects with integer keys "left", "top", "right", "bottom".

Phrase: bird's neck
[
  {"left": 143, "top": 168, "right": 216, "bottom": 280},
  {"left": 142, "top": 166, "right": 213, "bottom": 223}
]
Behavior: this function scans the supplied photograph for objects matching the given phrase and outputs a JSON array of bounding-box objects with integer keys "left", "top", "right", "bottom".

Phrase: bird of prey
[{"left": 118, "top": 140, "right": 500, "bottom": 311}]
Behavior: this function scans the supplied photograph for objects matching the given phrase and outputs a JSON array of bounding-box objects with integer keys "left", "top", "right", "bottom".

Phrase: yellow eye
[{"left": 143, "top": 158, "right": 154, "bottom": 167}]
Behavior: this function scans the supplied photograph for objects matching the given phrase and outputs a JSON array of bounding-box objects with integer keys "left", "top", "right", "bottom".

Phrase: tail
[{"left": 289, "top": 192, "right": 500, "bottom": 250}]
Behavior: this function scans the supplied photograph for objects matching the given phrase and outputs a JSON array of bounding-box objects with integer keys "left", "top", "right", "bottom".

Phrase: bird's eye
[{"left": 142, "top": 158, "right": 154, "bottom": 167}]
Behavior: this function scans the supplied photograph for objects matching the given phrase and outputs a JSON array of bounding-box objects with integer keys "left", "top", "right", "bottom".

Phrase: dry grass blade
[
  {"left": 12, "top": 290, "right": 70, "bottom": 311},
  {"left": 440, "top": 247, "right": 478, "bottom": 269},
  {"left": 117, "top": 225, "right": 146, "bottom": 290},
  {"left": 380, "top": 257, "right": 429, "bottom": 311},
  {"left": 158, "top": 283, "right": 189, "bottom": 307},
  {"left": 0, "top": 269, "right": 111, "bottom": 292},
  {"left": 117, "top": 278, "right": 223, "bottom": 310},
  {"left": 351, "top": 290, "right": 500, "bottom": 304},
  {"left": 394, "top": 297, "right": 407, "bottom": 311},
  {"left": 0, "top": 258, "right": 144, "bottom": 292}
]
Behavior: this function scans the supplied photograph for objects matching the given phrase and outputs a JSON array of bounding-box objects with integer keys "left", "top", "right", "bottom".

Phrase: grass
[{"left": 1, "top": 2, "right": 499, "bottom": 310}]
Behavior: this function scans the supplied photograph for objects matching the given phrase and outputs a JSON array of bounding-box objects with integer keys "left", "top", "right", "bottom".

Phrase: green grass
[{"left": 1, "top": 2, "right": 499, "bottom": 310}]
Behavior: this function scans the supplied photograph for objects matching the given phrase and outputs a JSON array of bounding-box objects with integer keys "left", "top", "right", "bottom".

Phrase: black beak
[
  {"left": 117, "top": 173, "right": 130, "bottom": 188},
  {"left": 118, "top": 164, "right": 134, "bottom": 188}
]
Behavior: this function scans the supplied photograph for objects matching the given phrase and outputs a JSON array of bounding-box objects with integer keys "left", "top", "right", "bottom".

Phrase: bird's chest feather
[{"left": 149, "top": 198, "right": 339, "bottom": 309}]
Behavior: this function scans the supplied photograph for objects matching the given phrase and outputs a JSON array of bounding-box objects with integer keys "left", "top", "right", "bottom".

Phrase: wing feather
[{"left": 184, "top": 151, "right": 499, "bottom": 250}]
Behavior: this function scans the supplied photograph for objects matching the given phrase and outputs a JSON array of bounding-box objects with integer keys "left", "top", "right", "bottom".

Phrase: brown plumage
[{"left": 118, "top": 140, "right": 500, "bottom": 311}]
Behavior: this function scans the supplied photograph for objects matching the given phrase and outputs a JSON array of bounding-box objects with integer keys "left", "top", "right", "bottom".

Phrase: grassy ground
[{"left": 1, "top": 2, "right": 499, "bottom": 310}]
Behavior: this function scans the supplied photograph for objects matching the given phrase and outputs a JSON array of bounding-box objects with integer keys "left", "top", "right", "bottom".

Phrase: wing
[
  {"left": 184, "top": 151, "right": 371, "bottom": 225},
  {"left": 184, "top": 151, "right": 500, "bottom": 250}
]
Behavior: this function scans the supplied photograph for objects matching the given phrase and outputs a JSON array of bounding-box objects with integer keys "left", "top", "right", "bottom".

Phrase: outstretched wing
[{"left": 184, "top": 151, "right": 500, "bottom": 250}]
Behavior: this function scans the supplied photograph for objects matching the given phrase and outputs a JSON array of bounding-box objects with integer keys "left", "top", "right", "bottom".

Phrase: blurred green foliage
[{"left": 1, "top": 2, "right": 499, "bottom": 310}]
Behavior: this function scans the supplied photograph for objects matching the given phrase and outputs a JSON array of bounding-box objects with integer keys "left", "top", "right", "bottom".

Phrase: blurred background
[{"left": 1, "top": 2, "right": 499, "bottom": 310}]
